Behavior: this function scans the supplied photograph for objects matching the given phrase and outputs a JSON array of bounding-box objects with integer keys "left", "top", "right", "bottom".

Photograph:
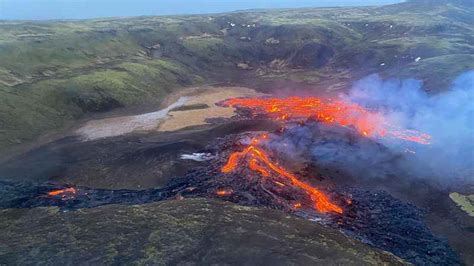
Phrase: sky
[{"left": 0, "top": 0, "right": 404, "bottom": 20}]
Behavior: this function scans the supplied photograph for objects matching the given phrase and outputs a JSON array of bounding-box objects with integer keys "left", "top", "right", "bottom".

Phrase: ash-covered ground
[{"left": 0, "top": 119, "right": 468, "bottom": 265}]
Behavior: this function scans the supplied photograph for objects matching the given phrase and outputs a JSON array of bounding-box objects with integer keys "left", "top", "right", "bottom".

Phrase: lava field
[
  {"left": 0, "top": 128, "right": 461, "bottom": 265},
  {"left": 1, "top": 97, "right": 470, "bottom": 264}
]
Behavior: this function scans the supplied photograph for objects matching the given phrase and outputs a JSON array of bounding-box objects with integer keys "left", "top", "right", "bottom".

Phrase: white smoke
[
  {"left": 266, "top": 71, "right": 474, "bottom": 186},
  {"left": 344, "top": 71, "right": 474, "bottom": 184}
]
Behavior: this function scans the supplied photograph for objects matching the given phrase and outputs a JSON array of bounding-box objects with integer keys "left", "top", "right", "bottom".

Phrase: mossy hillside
[
  {"left": 397, "top": 54, "right": 474, "bottom": 91},
  {"left": 449, "top": 192, "right": 474, "bottom": 217},
  {"left": 0, "top": 16, "right": 225, "bottom": 82},
  {"left": 183, "top": 37, "right": 224, "bottom": 58},
  {"left": 63, "top": 60, "right": 199, "bottom": 112},
  {"left": 0, "top": 58, "right": 202, "bottom": 150},
  {"left": 0, "top": 30, "right": 142, "bottom": 78},
  {"left": 1, "top": 1, "right": 471, "bottom": 76},
  {"left": 0, "top": 18, "right": 222, "bottom": 150},
  {"left": 0, "top": 0, "right": 472, "bottom": 151},
  {"left": 0, "top": 85, "right": 65, "bottom": 147}
]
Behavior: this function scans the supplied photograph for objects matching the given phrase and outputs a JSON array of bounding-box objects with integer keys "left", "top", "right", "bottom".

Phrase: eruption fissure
[
  {"left": 218, "top": 95, "right": 434, "bottom": 214},
  {"left": 222, "top": 97, "right": 431, "bottom": 144},
  {"left": 221, "top": 134, "right": 343, "bottom": 214}
]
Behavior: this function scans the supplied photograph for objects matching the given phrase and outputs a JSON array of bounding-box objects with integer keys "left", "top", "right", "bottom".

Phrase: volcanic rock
[{"left": 0, "top": 198, "right": 405, "bottom": 265}]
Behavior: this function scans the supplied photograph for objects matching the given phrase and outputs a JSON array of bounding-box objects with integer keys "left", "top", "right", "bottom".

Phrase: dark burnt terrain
[
  {"left": 0, "top": 198, "right": 408, "bottom": 265},
  {"left": 0, "top": 118, "right": 470, "bottom": 265}
]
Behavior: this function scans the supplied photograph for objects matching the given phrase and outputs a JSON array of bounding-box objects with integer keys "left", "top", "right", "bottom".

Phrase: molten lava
[
  {"left": 47, "top": 187, "right": 77, "bottom": 197},
  {"left": 218, "top": 97, "right": 432, "bottom": 213},
  {"left": 222, "top": 97, "right": 431, "bottom": 144},
  {"left": 293, "top": 202, "right": 302, "bottom": 209},
  {"left": 216, "top": 188, "right": 233, "bottom": 196},
  {"left": 221, "top": 134, "right": 343, "bottom": 214}
]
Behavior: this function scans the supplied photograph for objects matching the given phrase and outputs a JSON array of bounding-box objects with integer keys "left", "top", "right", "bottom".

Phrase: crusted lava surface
[{"left": 0, "top": 127, "right": 461, "bottom": 265}]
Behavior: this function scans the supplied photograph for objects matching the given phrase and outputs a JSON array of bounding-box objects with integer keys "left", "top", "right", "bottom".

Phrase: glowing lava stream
[
  {"left": 222, "top": 97, "right": 431, "bottom": 145},
  {"left": 47, "top": 187, "right": 77, "bottom": 196},
  {"left": 221, "top": 134, "right": 343, "bottom": 214}
]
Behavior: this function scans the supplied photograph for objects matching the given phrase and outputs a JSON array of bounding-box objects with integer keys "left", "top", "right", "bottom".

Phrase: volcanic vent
[{"left": 1, "top": 96, "right": 461, "bottom": 265}]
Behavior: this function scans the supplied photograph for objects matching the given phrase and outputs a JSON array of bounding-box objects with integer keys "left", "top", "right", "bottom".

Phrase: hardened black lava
[
  {"left": 0, "top": 133, "right": 461, "bottom": 265},
  {"left": 328, "top": 188, "right": 460, "bottom": 265}
]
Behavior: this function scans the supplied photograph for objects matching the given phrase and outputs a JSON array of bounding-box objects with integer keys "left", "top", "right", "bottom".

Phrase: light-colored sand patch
[
  {"left": 158, "top": 87, "right": 265, "bottom": 132},
  {"left": 75, "top": 86, "right": 263, "bottom": 141},
  {"left": 449, "top": 192, "right": 474, "bottom": 217},
  {"left": 76, "top": 97, "right": 188, "bottom": 140}
]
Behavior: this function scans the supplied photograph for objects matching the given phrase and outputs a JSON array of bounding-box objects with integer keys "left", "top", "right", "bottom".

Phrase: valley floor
[
  {"left": 0, "top": 84, "right": 472, "bottom": 264},
  {"left": 76, "top": 86, "right": 265, "bottom": 141}
]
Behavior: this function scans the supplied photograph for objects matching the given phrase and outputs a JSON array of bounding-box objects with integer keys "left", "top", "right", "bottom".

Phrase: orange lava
[
  {"left": 216, "top": 188, "right": 233, "bottom": 196},
  {"left": 221, "top": 134, "right": 343, "bottom": 214},
  {"left": 293, "top": 202, "right": 302, "bottom": 209},
  {"left": 47, "top": 187, "right": 77, "bottom": 196},
  {"left": 222, "top": 97, "right": 431, "bottom": 144}
]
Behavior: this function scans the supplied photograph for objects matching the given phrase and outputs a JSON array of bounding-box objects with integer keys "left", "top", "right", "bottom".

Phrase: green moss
[
  {"left": 183, "top": 37, "right": 224, "bottom": 57},
  {"left": 0, "top": 2, "right": 471, "bottom": 151},
  {"left": 399, "top": 54, "right": 474, "bottom": 91},
  {"left": 0, "top": 58, "right": 203, "bottom": 150},
  {"left": 449, "top": 192, "right": 474, "bottom": 217}
]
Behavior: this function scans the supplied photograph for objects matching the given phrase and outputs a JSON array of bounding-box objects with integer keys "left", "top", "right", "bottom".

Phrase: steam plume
[
  {"left": 346, "top": 71, "right": 474, "bottom": 184},
  {"left": 268, "top": 71, "right": 474, "bottom": 185}
]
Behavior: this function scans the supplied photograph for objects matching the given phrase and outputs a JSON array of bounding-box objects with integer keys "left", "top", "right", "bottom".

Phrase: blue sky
[{"left": 0, "top": 0, "right": 404, "bottom": 20}]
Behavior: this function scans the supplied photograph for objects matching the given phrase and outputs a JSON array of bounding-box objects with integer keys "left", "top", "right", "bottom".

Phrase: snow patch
[{"left": 180, "top": 153, "right": 214, "bottom": 162}]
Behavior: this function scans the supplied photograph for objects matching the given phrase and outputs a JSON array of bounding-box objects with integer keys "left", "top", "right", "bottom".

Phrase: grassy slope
[{"left": 0, "top": 0, "right": 472, "bottom": 150}]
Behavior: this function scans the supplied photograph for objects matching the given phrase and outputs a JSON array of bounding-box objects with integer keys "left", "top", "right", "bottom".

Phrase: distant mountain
[{"left": 407, "top": 0, "right": 473, "bottom": 6}]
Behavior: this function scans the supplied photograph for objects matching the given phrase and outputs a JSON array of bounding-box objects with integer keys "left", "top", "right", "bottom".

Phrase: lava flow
[
  {"left": 47, "top": 187, "right": 77, "bottom": 197},
  {"left": 222, "top": 97, "right": 431, "bottom": 144},
  {"left": 221, "top": 134, "right": 343, "bottom": 214}
]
